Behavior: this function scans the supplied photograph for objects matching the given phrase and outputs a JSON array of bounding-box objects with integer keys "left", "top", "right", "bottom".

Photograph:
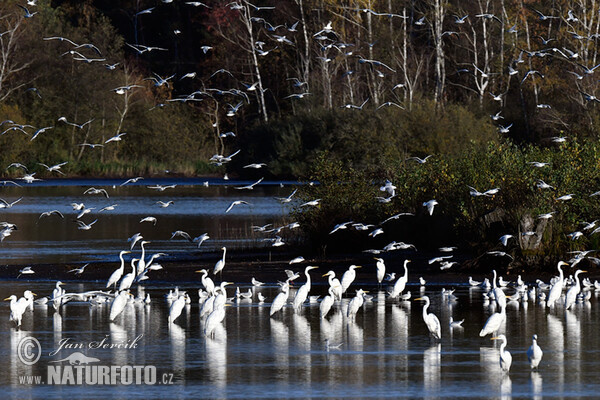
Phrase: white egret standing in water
[
  {"left": 292, "top": 266, "right": 318, "bottom": 312},
  {"left": 527, "top": 334, "right": 543, "bottom": 369},
  {"left": 491, "top": 270, "right": 506, "bottom": 309},
  {"left": 565, "top": 269, "right": 586, "bottom": 310},
  {"left": 118, "top": 258, "right": 138, "bottom": 291},
  {"left": 106, "top": 250, "right": 131, "bottom": 289},
  {"left": 269, "top": 281, "right": 290, "bottom": 317},
  {"left": 390, "top": 260, "right": 410, "bottom": 298},
  {"left": 168, "top": 294, "right": 187, "bottom": 324},
  {"left": 415, "top": 296, "right": 441, "bottom": 339},
  {"left": 547, "top": 261, "right": 568, "bottom": 307},
  {"left": 109, "top": 291, "right": 131, "bottom": 321},
  {"left": 196, "top": 269, "right": 215, "bottom": 295},
  {"left": 320, "top": 286, "right": 336, "bottom": 319},
  {"left": 213, "top": 247, "right": 227, "bottom": 276},
  {"left": 479, "top": 303, "right": 506, "bottom": 337},
  {"left": 205, "top": 302, "right": 227, "bottom": 337},
  {"left": 341, "top": 265, "right": 361, "bottom": 293},
  {"left": 136, "top": 241, "right": 150, "bottom": 275},
  {"left": 375, "top": 258, "right": 385, "bottom": 285},
  {"left": 491, "top": 335, "right": 512, "bottom": 372},
  {"left": 322, "top": 270, "right": 343, "bottom": 300},
  {"left": 346, "top": 289, "right": 368, "bottom": 321}
]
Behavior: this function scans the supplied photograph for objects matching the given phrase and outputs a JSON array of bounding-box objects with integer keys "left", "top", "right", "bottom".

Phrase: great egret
[
  {"left": 213, "top": 247, "right": 227, "bottom": 276},
  {"left": 109, "top": 291, "right": 131, "bottom": 321},
  {"left": 491, "top": 335, "right": 512, "bottom": 372},
  {"left": 390, "top": 260, "right": 410, "bottom": 298},
  {"left": 492, "top": 270, "right": 506, "bottom": 309},
  {"left": 212, "top": 282, "right": 232, "bottom": 311},
  {"left": 292, "top": 266, "right": 318, "bottom": 312},
  {"left": 547, "top": 261, "right": 568, "bottom": 307},
  {"left": 320, "top": 286, "right": 336, "bottom": 319},
  {"left": 118, "top": 258, "right": 138, "bottom": 291},
  {"left": 106, "top": 250, "right": 132, "bottom": 289},
  {"left": 205, "top": 302, "right": 227, "bottom": 337},
  {"left": 195, "top": 269, "right": 215, "bottom": 295},
  {"left": 527, "top": 334, "right": 543, "bottom": 369},
  {"left": 52, "top": 281, "right": 64, "bottom": 310},
  {"left": 200, "top": 293, "right": 216, "bottom": 317},
  {"left": 375, "top": 258, "right": 386, "bottom": 284},
  {"left": 341, "top": 265, "right": 361, "bottom": 293},
  {"left": 479, "top": 303, "right": 506, "bottom": 337},
  {"left": 347, "top": 289, "right": 368, "bottom": 320},
  {"left": 415, "top": 296, "right": 441, "bottom": 339},
  {"left": 322, "top": 270, "right": 343, "bottom": 300},
  {"left": 5, "top": 292, "right": 34, "bottom": 327},
  {"left": 168, "top": 294, "right": 187, "bottom": 324},
  {"left": 270, "top": 281, "right": 290, "bottom": 317},
  {"left": 565, "top": 269, "right": 586, "bottom": 310},
  {"left": 136, "top": 241, "right": 150, "bottom": 275}
]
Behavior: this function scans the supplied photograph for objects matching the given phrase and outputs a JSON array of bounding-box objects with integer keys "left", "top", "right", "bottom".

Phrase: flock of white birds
[{"left": 4, "top": 2, "right": 600, "bottom": 384}]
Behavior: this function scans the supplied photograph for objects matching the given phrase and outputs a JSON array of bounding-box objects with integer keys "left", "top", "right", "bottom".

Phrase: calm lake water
[
  {"left": 1, "top": 280, "right": 600, "bottom": 398},
  {"left": 0, "top": 178, "right": 296, "bottom": 264}
]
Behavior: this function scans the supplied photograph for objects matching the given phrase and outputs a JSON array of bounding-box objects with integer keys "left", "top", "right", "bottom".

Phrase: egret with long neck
[
  {"left": 213, "top": 247, "right": 227, "bottom": 276},
  {"left": 415, "top": 295, "right": 441, "bottom": 339},
  {"left": 322, "top": 270, "right": 342, "bottom": 300},
  {"left": 565, "top": 269, "right": 586, "bottom": 310},
  {"left": 492, "top": 270, "right": 506, "bottom": 309},
  {"left": 547, "top": 261, "right": 568, "bottom": 307},
  {"left": 196, "top": 269, "right": 215, "bottom": 295},
  {"left": 136, "top": 241, "right": 150, "bottom": 275},
  {"left": 390, "top": 260, "right": 410, "bottom": 298},
  {"left": 292, "top": 266, "right": 318, "bottom": 312},
  {"left": 106, "top": 250, "right": 132, "bottom": 289}
]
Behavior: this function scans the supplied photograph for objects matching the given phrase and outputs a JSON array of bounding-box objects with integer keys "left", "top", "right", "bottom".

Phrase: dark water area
[
  {"left": 1, "top": 280, "right": 600, "bottom": 398},
  {"left": 0, "top": 178, "right": 297, "bottom": 265}
]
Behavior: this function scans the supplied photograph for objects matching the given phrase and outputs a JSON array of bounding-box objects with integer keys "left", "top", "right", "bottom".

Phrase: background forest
[
  {"left": 3, "top": 0, "right": 600, "bottom": 264},
  {"left": 1, "top": 0, "right": 599, "bottom": 177}
]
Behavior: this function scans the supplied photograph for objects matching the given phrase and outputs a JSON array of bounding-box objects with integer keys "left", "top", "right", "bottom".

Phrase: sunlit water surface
[{"left": 1, "top": 281, "right": 600, "bottom": 399}]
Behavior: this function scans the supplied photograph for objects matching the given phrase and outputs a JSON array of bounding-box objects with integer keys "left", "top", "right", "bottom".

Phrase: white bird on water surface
[
  {"left": 479, "top": 303, "right": 506, "bottom": 337},
  {"left": 374, "top": 257, "right": 386, "bottom": 284},
  {"left": 269, "top": 281, "right": 290, "bottom": 317},
  {"left": 109, "top": 291, "right": 132, "bottom": 321},
  {"left": 564, "top": 269, "right": 586, "bottom": 310},
  {"left": 106, "top": 251, "right": 132, "bottom": 289},
  {"left": 547, "top": 261, "right": 568, "bottom": 307},
  {"left": 491, "top": 335, "right": 512, "bottom": 373},
  {"left": 341, "top": 265, "right": 361, "bottom": 293},
  {"left": 527, "top": 334, "right": 543, "bottom": 369},
  {"left": 390, "top": 260, "right": 410, "bottom": 298},
  {"left": 118, "top": 258, "right": 138, "bottom": 291},
  {"left": 292, "top": 266, "right": 318, "bottom": 312},
  {"left": 195, "top": 269, "right": 215, "bottom": 295},
  {"left": 213, "top": 247, "right": 227, "bottom": 276},
  {"left": 415, "top": 296, "right": 441, "bottom": 339},
  {"left": 319, "top": 286, "right": 336, "bottom": 319},
  {"left": 346, "top": 289, "right": 368, "bottom": 321},
  {"left": 168, "top": 294, "right": 187, "bottom": 324},
  {"left": 322, "top": 270, "right": 343, "bottom": 300}
]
